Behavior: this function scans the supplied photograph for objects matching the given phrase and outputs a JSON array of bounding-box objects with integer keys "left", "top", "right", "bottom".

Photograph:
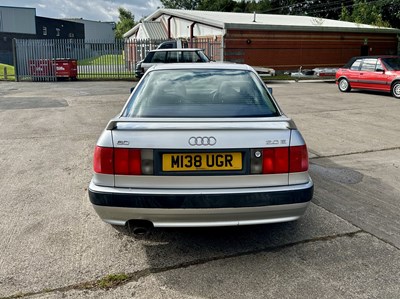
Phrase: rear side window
[
  {"left": 123, "top": 69, "right": 280, "bottom": 118},
  {"left": 166, "top": 51, "right": 179, "bottom": 63},
  {"left": 143, "top": 52, "right": 154, "bottom": 63},
  {"left": 150, "top": 52, "right": 166, "bottom": 63},
  {"left": 376, "top": 60, "right": 384, "bottom": 71},
  {"left": 350, "top": 59, "right": 362, "bottom": 70},
  {"left": 360, "top": 58, "right": 378, "bottom": 71},
  {"left": 182, "top": 51, "right": 201, "bottom": 62}
]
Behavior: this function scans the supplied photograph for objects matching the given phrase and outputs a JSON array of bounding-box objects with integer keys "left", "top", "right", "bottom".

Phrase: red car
[{"left": 336, "top": 56, "right": 400, "bottom": 99}]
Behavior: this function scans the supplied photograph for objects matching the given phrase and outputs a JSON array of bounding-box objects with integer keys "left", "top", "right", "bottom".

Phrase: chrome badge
[{"left": 188, "top": 136, "right": 217, "bottom": 146}]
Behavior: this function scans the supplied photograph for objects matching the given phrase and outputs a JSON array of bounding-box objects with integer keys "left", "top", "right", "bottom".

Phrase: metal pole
[{"left": 12, "top": 38, "right": 19, "bottom": 82}]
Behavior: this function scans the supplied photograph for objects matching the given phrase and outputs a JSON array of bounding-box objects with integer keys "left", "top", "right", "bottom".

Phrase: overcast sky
[{"left": 2, "top": 0, "right": 162, "bottom": 22}]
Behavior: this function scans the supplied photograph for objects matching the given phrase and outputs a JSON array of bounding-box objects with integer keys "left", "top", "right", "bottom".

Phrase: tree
[
  {"left": 339, "top": 0, "right": 390, "bottom": 27},
  {"left": 380, "top": 0, "right": 400, "bottom": 29},
  {"left": 197, "top": 0, "right": 265, "bottom": 13},
  {"left": 253, "top": 0, "right": 272, "bottom": 13},
  {"left": 266, "top": 0, "right": 348, "bottom": 19},
  {"left": 115, "top": 7, "right": 136, "bottom": 39},
  {"left": 162, "top": 0, "right": 261, "bottom": 13},
  {"left": 197, "top": 0, "right": 237, "bottom": 11},
  {"left": 160, "top": 0, "right": 201, "bottom": 10}
]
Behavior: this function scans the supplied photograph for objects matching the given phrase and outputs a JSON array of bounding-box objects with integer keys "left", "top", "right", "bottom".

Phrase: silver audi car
[{"left": 89, "top": 63, "right": 313, "bottom": 229}]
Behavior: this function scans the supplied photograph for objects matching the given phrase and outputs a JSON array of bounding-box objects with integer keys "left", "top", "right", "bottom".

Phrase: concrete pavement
[{"left": 0, "top": 80, "right": 399, "bottom": 298}]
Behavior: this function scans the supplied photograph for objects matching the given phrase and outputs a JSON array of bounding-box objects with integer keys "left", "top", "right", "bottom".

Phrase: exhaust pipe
[{"left": 127, "top": 220, "right": 153, "bottom": 236}]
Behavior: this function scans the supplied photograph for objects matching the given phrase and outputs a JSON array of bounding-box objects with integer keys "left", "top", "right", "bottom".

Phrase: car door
[
  {"left": 358, "top": 58, "right": 378, "bottom": 90},
  {"left": 374, "top": 59, "right": 394, "bottom": 92},
  {"left": 359, "top": 58, "right": 392, "bottom": 91},
  {"left": 346, "top": 58, "right": 363, "bottom": 88}
]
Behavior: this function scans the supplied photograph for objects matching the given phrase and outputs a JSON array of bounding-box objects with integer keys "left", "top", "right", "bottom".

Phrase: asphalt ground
[{"left": 0, "top": 79, "right": 399, "bottom": 298}]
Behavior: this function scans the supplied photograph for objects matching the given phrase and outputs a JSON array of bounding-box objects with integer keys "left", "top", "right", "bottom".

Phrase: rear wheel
[
  {"left": 391, "top": 81, "right": 400, "bottom": 99},
  {"left": 338, "top": 78, "right": 351, "bottom": 92}
]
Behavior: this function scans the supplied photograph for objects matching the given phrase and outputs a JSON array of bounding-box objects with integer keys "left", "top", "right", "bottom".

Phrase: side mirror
[
  {"left": 267, "top": 87, "right": 273, "bottom": 95},
  {"left": 376, "top": 68, "right": 385, "bottom": 73},
  {"left": 130, "top": 86, "right": 135, "bottom": 93}
]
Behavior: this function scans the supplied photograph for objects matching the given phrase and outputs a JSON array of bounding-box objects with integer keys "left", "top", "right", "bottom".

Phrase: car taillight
[
  {"left": 262, "top": 147, "right": 289, "bottom": 174},
  {"left": 93, "top": 147, "right": 153, "bottom": 175},
  {"left": 93, "top": 146, "right": 114, "bottom": 174},
  {"left": 289, "top": 145, "right": 309, "bottom": 172},
  {"left": 250, "top": 145, "right": 308, "bottom": 174},
  {"left": 114, "top": 148, "right": 141, "bottom": 175}
]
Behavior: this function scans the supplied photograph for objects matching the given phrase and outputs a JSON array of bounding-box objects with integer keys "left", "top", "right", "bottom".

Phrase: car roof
[
  {"left": 149, "top": 48, "right": 203, "bottom": 52},
  {"left": 150, "top": 63, "right": 254, "bottom": 72},
  {"left": 343, "top": 55, "right": 399, "bottom": 68},
  {"left": 350, "top": 55, "right": 398, "bottom": 60}
]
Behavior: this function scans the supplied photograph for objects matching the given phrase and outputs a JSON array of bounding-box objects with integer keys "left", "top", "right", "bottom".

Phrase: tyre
[
  {"left": 338, "top": 78, "right": 351, "bottom": 92},
  {"left": 391, "top": 81, "right": 400, "bottom": 99}
]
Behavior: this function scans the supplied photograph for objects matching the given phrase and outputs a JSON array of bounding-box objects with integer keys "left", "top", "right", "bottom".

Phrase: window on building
[
  {"left": 56, "top": 28, "right": 60, "bottom": 37},
  {"left": 43, "top": 26, "right": 47, "bottom": 36}
]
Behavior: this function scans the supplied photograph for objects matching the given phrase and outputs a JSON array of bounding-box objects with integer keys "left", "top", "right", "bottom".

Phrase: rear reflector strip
[{"left": 94, "top": 145, "right": 308, "bottom": 176}]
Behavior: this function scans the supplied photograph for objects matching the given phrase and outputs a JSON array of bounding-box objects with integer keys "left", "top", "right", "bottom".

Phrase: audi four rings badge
[{"left": 188, "top": 136, "right": 217, "bottom": 146}]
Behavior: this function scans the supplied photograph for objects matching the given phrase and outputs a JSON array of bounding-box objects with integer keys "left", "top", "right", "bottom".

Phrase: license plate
[{"left": 162, "top": 152, "right": 242, "bottom": 172}]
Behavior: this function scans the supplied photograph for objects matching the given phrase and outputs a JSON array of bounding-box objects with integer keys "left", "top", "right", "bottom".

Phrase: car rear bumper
[{"left": 88, "top": 180, "right": 313, "bottom": 227}]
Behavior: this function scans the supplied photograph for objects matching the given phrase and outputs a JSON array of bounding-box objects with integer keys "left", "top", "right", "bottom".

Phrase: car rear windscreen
[{"left": 123, "top": 69, "right": 279, "bottom": 118}]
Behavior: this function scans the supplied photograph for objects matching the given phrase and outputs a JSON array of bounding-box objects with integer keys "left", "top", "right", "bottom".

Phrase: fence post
[
  {"left": 12, "top": 38, "right": 19, "bottom": 82},
  {"left": 3, "top": 67, "right": 7, "bottom": 80}
]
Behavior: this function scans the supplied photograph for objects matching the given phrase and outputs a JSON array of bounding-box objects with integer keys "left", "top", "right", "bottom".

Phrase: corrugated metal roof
[
  {"left": 124, "top": 8, "right": 400, "bottom": 38},
  {"left": 144, "top": 9, "right": 400, "bottom": 34},
  {"left": 142, "top": 21, "right": 168, "bottom": 39}
]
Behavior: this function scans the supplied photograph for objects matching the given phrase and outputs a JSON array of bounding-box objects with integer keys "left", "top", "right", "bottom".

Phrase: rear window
[{"left": 123, "top": 69, "right": 279, "bottom": 118}]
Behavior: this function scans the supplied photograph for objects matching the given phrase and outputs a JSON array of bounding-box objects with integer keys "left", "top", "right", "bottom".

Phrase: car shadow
[
  {"left": 106, "top": 155, "right": 395, "bottom": 298},
  {"left": 111, "top": 195, "right": 351, "bottom": 270},
  {"left": 349, "top": 89, "right": 394, "bottom": 99},
  {"left": 109, "top": 154, "right": 399, "bottom": 297}
]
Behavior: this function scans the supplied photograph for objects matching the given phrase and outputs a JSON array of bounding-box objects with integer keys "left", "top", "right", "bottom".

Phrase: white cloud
[{"left": 0, "top": 0, "right": 162, "bottom": 21}]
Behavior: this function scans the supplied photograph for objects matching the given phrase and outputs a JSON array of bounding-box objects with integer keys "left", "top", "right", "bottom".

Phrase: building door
[{"left": 361, "top": 45, "right": 369, "bottom": 56}]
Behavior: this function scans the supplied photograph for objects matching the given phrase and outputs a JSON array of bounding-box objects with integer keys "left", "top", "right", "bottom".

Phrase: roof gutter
[
  {"left": 149, "top": 9, "right": 223, "bottom": 30},
  {"left": 223, "top": 23, "right": 400, "bottom": 34}
]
